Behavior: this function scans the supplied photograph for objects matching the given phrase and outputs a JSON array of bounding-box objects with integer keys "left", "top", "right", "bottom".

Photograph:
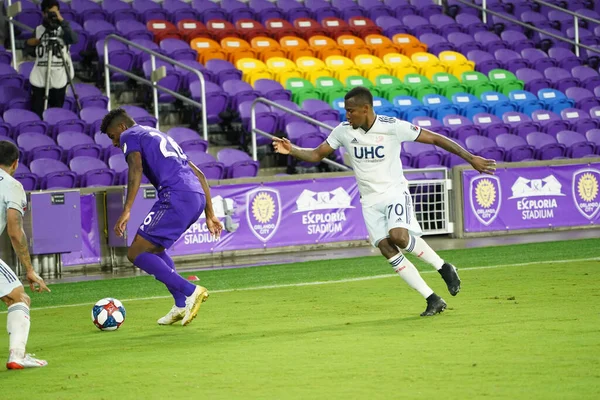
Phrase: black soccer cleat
[
  {"left": 439, "top": 262, "right": 461, "bottom": 296},
  {"left": 420, "top": 294, "right": 447, "bottom": 317}
]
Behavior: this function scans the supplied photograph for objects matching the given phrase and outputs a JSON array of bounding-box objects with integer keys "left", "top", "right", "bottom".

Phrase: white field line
[{"left": 2, "top": 257, "right": 598, "bottom": 314}]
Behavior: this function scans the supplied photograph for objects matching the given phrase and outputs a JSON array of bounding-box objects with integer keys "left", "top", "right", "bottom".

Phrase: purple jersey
[{"left": 120, "top": 125, "right": 202, "bottom": 193}]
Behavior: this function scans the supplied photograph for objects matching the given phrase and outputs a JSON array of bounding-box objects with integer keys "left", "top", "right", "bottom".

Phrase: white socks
[
  {"left": 388, "top": 253, "right": 434, "bottom": 299},
  {"left": 403, "top": 235, "right": 445, "bottom": 270},
  {"left": 7, "top": 302, "right": 31, "bottom": 360}
]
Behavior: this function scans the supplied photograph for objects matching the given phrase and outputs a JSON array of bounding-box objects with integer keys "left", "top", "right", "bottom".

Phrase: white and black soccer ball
[{"left": 92, "top": 298, "right": 126, "bottom": 331}]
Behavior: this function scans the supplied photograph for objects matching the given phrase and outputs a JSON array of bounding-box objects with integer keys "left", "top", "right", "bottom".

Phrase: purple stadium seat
[
  {"left": 163, "top": 0, "right": 199, "bottom": 23},
  {"left": 174, "top": 59, "right": 215, "bottom": 88},
  {"left": 495, "top": 134, "right": 535, "bottom": 162},
  {"left": 571, "top": 66, "right": 600, "bottom": 92},
  {"left": 67, "top": 84, "right": 109, "bottom": 110},
  {"left": 69, "top": 156, "right": 115, "bottom": 187},
  {"left": 474, "top": 31, "right": 508, "bottom": 54},
  {"left": 43, "top": 108, "right": 87, "bottom": 137},
  {"left": 531, "top": 110, "right": 571, "bottom": 136},
  {"left": 520, "top": 48, "right": 557, "bottom": 73},
  {"left": 585, "top": 129, "right": 600, "bottom": 154},
  {"left": 14, "top": 166, "right": 38, "bottom": 190},
  {"left": 467, "top": 50, "right": 503, "bottom": 75},
  {"left": 521, "top": 11, "right": 554, "bottom": 31},
  {"left": 108, "top": 153, "right": 151, "bottom": 185},
  {"left": 418, "top": 33, "right": 455, "bottom": 55},
  {"left": 72, "top": 0, "right": 109, "bottom": 22},
  {"left": 216, "top": 148, "right": 259, "bottom": 178},
  {"left": 221, "top": 0, "right": 255, "bottom": 22},
  {"left": 132, "top": 0, "right": 170, "bottom": 23},
  {"left": 254, "top": 79, "right": 292, "bottom": 102},
  {"left": 565, "top": 87, "right": 600, "bottom": 113},
  {"left": 502, "top": 112, "right": 541, "bottom": 138},
  {"left": 442, "top": 114, "right": 481, "bottom": 141},
  {"left": 0, "top": 122, "right": 11, "bottom": 138},
  {"left": 526, "top": 132, "right": 566, "bottom": 160},
  {"left": 94, "top": 131, "right": 114, "bottom": 149},
  {"left": 429, "top": 14, "right": 462, "bottom": 36},
  {"left": 269, "top": 100, "right": 310, "bottom": 131},
  {"left": 159, "top": 38, "right": 198, "bottom": 62},
  {"left": 238, "top": 101, "right": 278, "bottom": 146},
  {"left": 358, "top": 0, "right": 394, "bottom": 21},
  {"left": 167, "top": 127, "right": 208, "bottom": 153},
  {"left": 301, "top": 99, "right": 340, "bottom": 122},
  {"left": 543, "top": 67, "right": 581, "bottom": 92},
  {"left": 547, "top": 48, "right": 582, "bottom": 71},
  {"left": 455, "top": 13, "right": 487, "bottom": 35},
  {"left": 249, "top": 0, "right": 285, "bottom": 23},
  {"left": 295, "top": 132, "right": 329, "bottom": 167},
  {"left": 102, "top": 0, "right": 139, "bottom": 23},
  {"left": 494, "top": 49, "right": 531, "bottom": 73},
  {"left": 556, "top": 131, "right": 596, "bottom": 158},
  {"left": 189, "top": 81, "right": 229, "bottom": 124},
  {"left": 589, "top": 107, "right": 600, "bottom": 121},
  {"left": 331, "top": 0, "right": 366, "bottom": 19},
  {"left": 276, "top": 0, "right": 312, "bottom": 21},
  {"left": 83, "top": 20, "right": 116, "bottom": 45},
  {"left": 97, "top": 41, "right": 136, "bottom": 82},
  {"left": 115, "top": 19, "right": 154, "bottom": 41},
  {"left": 0, "top": 64, "right": 25, "bottom": 89},
  {"left": 57, "top": 131, "right": 103, "bottom": 162},
  {"left": 222, "top": 80, "right": 261, "bottom": 110},
  {"left": 376, "top": 16, "right": 410, "bottom": 38},
  {"left": 80, "top": 107, "right": 109, "bottom": 135},
  {"left": 465, "top": 135, "right": 505, "bottom": 161},
  {"left": 129, "top": 39, "right": 162, "bottom": 71},
  {"left": 515, "top": 68, "right": 552, "bottom": 95},
  {"left": 186, "top": 150, "right": 225, "bottom": 180},
  {"left": 142, "top": 60, "right": 183, "bottom": 103},
  {"left": 447, "top": 32, "right": 482, "bottom": 55},
  {"left": 204, "top": 59, "right": 242, "bottom": 86},
  {"left": 0, "top": 87, "right": 29, "bottom": 115},
  {"left": 285, "top": 121, "right": 320, "bottom": 143},
  {"left": 192, "top": 0, "right": 229, "bottom": 24},
  {"left": 402, "top": 142, "right": 444, "bottom": 168},
  {"left": 17, "top": 133, "right": 62, "bottom": 163},
  {"left": 29, "top": 158, "right": 77, "bottom": 189},
  {"left": 501, "top": 30, "right": 536, "bottom": 53},
  {"left": 412, "top": 0, "right": 443, "bottom": 18},
  {"left": 3, "top": 109, "right": 49, "bottom": 137},
  {"left": 560, "top": 108, "right": 599, "bottom": 134}
]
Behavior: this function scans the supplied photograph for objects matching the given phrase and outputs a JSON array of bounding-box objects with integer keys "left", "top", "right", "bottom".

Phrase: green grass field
[{"left": 1, "top": 238, "right": 599, "bottom": 399}]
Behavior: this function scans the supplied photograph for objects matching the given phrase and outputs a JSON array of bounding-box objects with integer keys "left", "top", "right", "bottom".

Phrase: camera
[{"left": 44, "top": 11, "right": 60, "bottom": 30}]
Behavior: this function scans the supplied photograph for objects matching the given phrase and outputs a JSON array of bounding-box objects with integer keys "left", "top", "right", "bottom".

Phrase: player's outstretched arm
[
  {"left": 416, "top": 129, "right": 496, "bottom": 174},
  {"left": 189, "top": 161, "right": 223, "bottom": 238},
  {"left": 115, "top": 152, "right": 143, "bottom": 237},
  {"left": 6, "top": 209, "right": 50, "bottom": 293},
  {"left": 272, "top": 137, "right": 334, "bottom": 163}
]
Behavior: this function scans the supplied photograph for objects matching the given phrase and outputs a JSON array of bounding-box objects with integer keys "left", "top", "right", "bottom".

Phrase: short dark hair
[
  {"left": 344, "top": 86, "right": 373, "bottom": 106},
  {"left": 41, "top": 0, "right": 60, "bottom": 12},
  {"left": 100, "top": 108, "right": 135, "bottom": 134},
  {"left": 0, "top": 141, "right": 19, "bottom": 167}
]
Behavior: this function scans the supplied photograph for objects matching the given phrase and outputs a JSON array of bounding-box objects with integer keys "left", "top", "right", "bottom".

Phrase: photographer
[{"left": 27, "top": 0, "right": 78, "bottom": 118}]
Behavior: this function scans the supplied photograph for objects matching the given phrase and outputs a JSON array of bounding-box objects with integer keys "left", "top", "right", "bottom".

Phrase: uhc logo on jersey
[{"left": 353, "top": 146, "right": 385, "bottom": 159}]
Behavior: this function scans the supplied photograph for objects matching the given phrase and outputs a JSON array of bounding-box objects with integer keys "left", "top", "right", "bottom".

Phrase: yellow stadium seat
[
  {"left": 189, "top": 37, "right": 227, "bottom": 64},
  {"left": 325, "top": 55, "right": 362, "bottom": 82},
  {"left": 382, "top": 53, "right": 419, "bottom": 80},
  {"left": 354, "top": 54, "right": 390, "bottom": 81},
  {"left": 296, "top": 56, "right": 334, "bottom": 83},
  {"left": 266, "top": 57, "right": 304, "bottom": 84},
  {"left": 438, "top": 51, "right": 475, "bottom": 77},
  {"left": 411, "top": 52, "right": 446, "bottom": 80},
  {"left": 236, "top": 58, "right": 274, "bottom": 84}
]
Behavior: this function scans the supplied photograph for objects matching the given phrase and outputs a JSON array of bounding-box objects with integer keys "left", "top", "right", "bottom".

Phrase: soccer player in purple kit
[{"left": 100, "top": 109, "right": 223, "bottom": 326}]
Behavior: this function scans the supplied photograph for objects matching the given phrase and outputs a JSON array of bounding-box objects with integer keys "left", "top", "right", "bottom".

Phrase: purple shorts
[{"left": 137, "top": 190, "right": 205, "bottom": 249}]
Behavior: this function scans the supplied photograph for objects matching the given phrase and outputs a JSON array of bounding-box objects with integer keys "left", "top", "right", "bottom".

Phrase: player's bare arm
[
  {"left": 189, "top": 161, "right": 223, "bottom": 238},
  {"left": 115, "top": 151, "right": 143, "bottom": 237},
  {"left": 6, "top": 208, "right": 50, "bottom": 293},
  {"left": 272, "top": 137, "right": 335, "bottom": 162},
  {"left": 416, "top": 129, "right": 496, "bottom": 174}
]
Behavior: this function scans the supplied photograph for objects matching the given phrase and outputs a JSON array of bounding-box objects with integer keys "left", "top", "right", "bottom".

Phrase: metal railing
[
  {"left": 6, "top": 0, "right": 34, "bottom": 71},
  {"left": 467, "top": 0, "right": 600, "bottom": 57},
  {"left": 249, "top": 97, "right": 351, "bottom": 171},
  {"left": 103, "top": 34, "right": 208, "bottom": 139}
]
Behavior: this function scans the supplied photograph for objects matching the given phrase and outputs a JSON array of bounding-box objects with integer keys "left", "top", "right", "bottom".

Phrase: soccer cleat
[
  {"left": 181, "top": 286, "right": 209, "bottom": 326},
  {"left": 157, "top": 305, "right": 185, "bottom": 325},
  {"left": 439, "top": 262, "right": 461, "bottom": 296},
  {"left": 420, "top": 294, "right": 447, "bottom": 317},
  {"left": 6, "top": 353, "right": 48, "bottom": 370}
]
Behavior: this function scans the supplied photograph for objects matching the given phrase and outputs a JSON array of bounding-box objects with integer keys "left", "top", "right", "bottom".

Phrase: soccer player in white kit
[
  {"left": 273, "top": 87, "right": 496, "bottom": 316},
  {"left": 0, "top": 141, "right": 50, "bottom": 369}
]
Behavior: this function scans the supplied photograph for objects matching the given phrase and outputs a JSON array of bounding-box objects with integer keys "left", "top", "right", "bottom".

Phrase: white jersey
[
  {"left": 326, "top": 115, "right": 422, "bottom": 207},
  {"left": 29, "top": 25, "right": 74, "bottom": 89},
  {"left": 0, "top": 169, "right": 27, "bottom": 237}
]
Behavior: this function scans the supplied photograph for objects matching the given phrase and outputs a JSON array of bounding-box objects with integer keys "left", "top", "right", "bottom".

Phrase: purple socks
[{"left": 134, "top": 252, "right": 195, "bottom": 300}]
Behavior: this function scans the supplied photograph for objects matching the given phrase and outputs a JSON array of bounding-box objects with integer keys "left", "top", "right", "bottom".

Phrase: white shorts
[
  {"left": 0, "top": 258, "right": 22, "bottom": 298},
  {"left": 362, "top": 188, "right": 422, "bottom": 247}
]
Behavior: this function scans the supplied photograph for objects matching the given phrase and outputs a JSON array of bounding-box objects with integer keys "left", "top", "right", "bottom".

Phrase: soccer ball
[{"left": 92, "top": 298, "right": 126, "bottom": 331}]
